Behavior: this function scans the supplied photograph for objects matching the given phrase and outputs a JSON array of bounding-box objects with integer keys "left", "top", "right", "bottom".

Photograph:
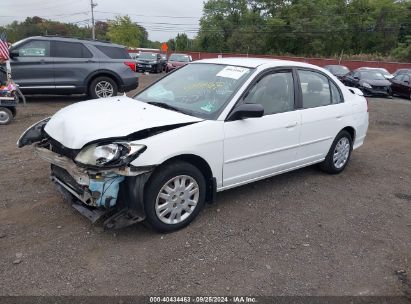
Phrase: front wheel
[
  {"left": 89, "top": 76, "right": 118, "bottom": 99},
  {"left": 144, "top": 161, "right": 206, "bottom": 232},
  {"left": 319, "top": 130, "right": 353, "bottom": 174}
]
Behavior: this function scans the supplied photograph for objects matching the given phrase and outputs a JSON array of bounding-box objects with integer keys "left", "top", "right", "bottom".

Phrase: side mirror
[
  {"left": 10, "top": 50, "right": 19, "bottom": 58},
  {"left": 354, "top": 76, "right": 359, "bottom": 80},
  {"left": 227, "top": 103, "right": 264, "bottom": 121},
  {"left": 405, "top": 80, "right": 410, "bottom": 84}
]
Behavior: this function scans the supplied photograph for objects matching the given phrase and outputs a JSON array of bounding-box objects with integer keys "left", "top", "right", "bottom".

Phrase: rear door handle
[{"left": 286, "top": 122, "right": 298, "bottom": 128}]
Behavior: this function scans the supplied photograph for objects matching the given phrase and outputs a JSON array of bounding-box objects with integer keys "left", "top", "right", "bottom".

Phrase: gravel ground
[{"left": 0, "top": 74, "right": 410, "bottom": 296}]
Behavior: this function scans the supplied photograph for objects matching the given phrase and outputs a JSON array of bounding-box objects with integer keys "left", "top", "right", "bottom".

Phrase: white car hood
[{"left": 44, "top": 95, "right": 202, "bottom": 149}]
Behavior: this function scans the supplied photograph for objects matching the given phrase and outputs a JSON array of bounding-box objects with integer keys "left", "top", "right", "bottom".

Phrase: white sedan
[{"left": 18, "top": 58, "right": 369, "bottom": 232}]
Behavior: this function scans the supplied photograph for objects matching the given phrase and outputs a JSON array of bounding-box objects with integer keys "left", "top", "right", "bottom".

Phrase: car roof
[
  {"left": 18, "top": 36, "right": 126, "bottom": 48},
  {"left": 324, "top": 64, "right": 348, "bottom": 67},
  {"left": 194, "top": 57, "right": 319, "bottom": 69}
]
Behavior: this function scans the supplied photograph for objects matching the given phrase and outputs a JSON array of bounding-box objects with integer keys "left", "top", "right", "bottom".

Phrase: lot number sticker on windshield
[{"left": 217, "top": 66, "right": 250, "bottom": 80}]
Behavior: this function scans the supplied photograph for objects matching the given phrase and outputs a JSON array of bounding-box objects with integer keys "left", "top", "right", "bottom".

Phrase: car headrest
[
  {"left": 266, "top": 76, "right": 287, "bottom": 96},
  {"left": 307, "top": 78, "right": 324, "bottom": 93}
]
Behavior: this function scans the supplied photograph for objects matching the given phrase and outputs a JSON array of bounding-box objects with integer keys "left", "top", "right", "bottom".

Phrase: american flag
[{"left": 0, "top": 33, "right": 10, "bottom": 60}]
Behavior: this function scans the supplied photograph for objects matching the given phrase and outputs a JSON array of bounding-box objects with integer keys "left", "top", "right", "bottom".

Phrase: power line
[{"left": 94, "top": 10, "right": 201, "bottom": 19}]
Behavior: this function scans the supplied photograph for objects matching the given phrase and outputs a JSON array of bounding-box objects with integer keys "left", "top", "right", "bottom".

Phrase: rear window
[
  {"left": 52, "top": 41, "right": 92, "bottom": 58},
  {"left": 95, "top": 45, "right": 131, "bottom": 59}
]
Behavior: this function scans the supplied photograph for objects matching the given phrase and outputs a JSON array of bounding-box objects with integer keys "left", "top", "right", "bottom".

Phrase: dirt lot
[{"left": 0, "top": 74, "right": 410, "bottom": 296}]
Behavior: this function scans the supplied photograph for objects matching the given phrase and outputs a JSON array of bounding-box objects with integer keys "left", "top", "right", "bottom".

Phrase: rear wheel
[
  {"left": 144, "top": 161, "right": 206, "bottom": 232},
  {"left": 89, "top": 76, "right": 118, "bottom": 99},
  {"left": 0, "top": 107, "right": 13, "bottom": 125},
  {"left": 319, "top": 130, "right": 353, "bottom": 174}
]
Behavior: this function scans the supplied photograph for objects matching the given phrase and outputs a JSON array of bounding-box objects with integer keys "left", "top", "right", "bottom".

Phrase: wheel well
[
  {"left": 342, "top": 126, "right": 356, "bottom": 142},
  {"left": 161, "top": 154, "right": 216, "bottom": 203},
  {"left": 6, "top": 106, "right": 16, "bottom": 117},
  {"left": 87, "top": 73, "right": 120, "bottom": 91}
]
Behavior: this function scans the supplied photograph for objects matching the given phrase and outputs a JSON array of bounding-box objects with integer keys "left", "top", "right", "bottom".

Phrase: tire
[
  {"left": 319, "top": 130, "right": 353, "bottom": 174},
  {"left": 89, "top": 76, "right": 118, "bottom": 99},
  {"left": 0, "top": 107, "right": 13, "bottom": 125},
  {"left": 144, "top": 161, "right": 206, "bottom": 232}
]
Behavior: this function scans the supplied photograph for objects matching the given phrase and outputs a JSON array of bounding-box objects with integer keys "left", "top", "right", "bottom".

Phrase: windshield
[
  {"left": 139, "top": 52, "right": 157, "bottom": 60},
  {"left": 329, "top": 66, "right": 349, "bottom": 74},
  {"left": 169, "top": 54, "right": 190, "bottom": 62},
  {"left": 375, "top": 68, "right": 390, "bottom": 76},
  {"left": 135, "top": 63, "right": 254, "bottom": 120},
  {"left": 360, "top": 71, "right": 386, "bottom": 80}
]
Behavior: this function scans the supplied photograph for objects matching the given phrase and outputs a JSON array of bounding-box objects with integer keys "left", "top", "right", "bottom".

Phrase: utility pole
[{"left": 90, "top": 0, "right": 97, "bottom": 40}]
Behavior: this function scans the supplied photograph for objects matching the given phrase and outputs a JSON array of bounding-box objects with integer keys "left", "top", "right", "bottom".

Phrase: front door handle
[{"left": 286, "top": 122, "right": 298, "bottom": 128}]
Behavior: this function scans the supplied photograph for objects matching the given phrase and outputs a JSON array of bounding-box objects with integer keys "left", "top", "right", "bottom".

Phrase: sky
[{"left": 0, "top": 0, "right": 204, "bottom": 42}]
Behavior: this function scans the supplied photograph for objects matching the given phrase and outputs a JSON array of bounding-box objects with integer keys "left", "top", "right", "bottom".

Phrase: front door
[
  {"left": 10, "top": 39, "right": 54, "bottom": 89},
  {"left": 223, "top": 69, "right": 301, "bottom": 188}
]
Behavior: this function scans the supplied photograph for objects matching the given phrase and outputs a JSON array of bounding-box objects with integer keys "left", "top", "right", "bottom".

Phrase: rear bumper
[
  {"left": 119, "top": 76, "right": 138, "bottom": 93},
  {"left": 136, "top": 64, "right": 159, "bottom": 73}
]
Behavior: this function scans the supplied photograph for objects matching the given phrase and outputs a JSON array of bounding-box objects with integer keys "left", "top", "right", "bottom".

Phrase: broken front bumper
[
  {"left": 34, "top": 144, "right": 153, "bottom": 228},
  {"left": 35, "top": 145, "right": 133, "bottom": 208}
]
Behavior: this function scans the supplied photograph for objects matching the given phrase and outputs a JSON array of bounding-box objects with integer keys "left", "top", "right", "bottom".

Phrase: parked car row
[
  {"left": 324, "top": 65, "right": 411, "bottom": 99},
  {"left": 130, "top": 51, "right": 193, "bottom": 74}
]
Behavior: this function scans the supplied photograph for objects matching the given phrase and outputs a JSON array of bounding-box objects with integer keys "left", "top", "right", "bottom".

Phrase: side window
[
  {"left": 298, "top": 70, "right": 332, "bottom": 109},
  {"left": 330, "top": 81, "right": 343, "bottom": 104},
  {"left": 53, "top": 41, "right": 92, "bottom": 58},
  {"left": 243, "top": 71, "right": 295, "bottom": 115},
  {"left": 403, "top": 75, "right": 410, "bottom": 83},
  {"left": 17, "top": 40, "right": 50, "bottom": 57},
  {"left": 95, "top": 45, "right": 131, "bottom": 59},
  {"left": 394, "top": 74, "right": 404, "bottom": 82}
]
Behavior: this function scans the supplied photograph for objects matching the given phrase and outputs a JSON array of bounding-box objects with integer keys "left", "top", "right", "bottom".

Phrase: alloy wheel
[{"left": 95, "top": 81, "right": 114, "bottom": 98}]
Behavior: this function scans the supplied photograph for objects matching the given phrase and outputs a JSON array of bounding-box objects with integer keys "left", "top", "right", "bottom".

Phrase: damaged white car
[{"left": 18, "top": 58, "right": 369, "bottom": 232}]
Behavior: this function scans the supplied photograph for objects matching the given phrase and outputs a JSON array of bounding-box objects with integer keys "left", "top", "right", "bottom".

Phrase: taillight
[{"left": 124, "top": 61, "right": 136, "bottom": 72}]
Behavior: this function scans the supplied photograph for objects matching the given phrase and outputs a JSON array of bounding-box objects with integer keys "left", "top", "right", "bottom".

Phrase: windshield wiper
[{"left": 147, "top": 102, "right": 187, "bottom": 115}]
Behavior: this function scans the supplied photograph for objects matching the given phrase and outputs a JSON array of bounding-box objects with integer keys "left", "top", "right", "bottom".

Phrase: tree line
[
  {"left": 1, "top": 0, "right": 410, "bottom": 61},
  {"left": 195, "top": 0, "right": 411, "bottom": 61}
]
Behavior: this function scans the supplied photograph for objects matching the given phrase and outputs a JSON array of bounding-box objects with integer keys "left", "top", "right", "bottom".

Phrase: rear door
[
  {"left": 296, "top": 69, "right": 347, "bottom": 164},
  {"left": 52, "top": 40, "right": 99, "bottom": 91},
  {"left": 10, "top": 39, "right": 54, "bottom": 89}
]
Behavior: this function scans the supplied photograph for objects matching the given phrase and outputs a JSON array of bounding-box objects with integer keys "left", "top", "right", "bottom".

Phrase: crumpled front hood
[{"left": 44, "top": 96, "right": 202, "bottom": 149}]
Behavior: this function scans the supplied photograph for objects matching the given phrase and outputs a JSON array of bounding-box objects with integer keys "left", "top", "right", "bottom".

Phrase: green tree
[{"left": 106, "top": 15, "right": 145, "bottom": 47}]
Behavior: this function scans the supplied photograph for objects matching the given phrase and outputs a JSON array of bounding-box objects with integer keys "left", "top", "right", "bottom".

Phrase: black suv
[
  {"left": 8, "top": 36, "right": 138, "bottom": 98},
  {"left": 135, "top": 52, "right": 164, "bottom": 73}
]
